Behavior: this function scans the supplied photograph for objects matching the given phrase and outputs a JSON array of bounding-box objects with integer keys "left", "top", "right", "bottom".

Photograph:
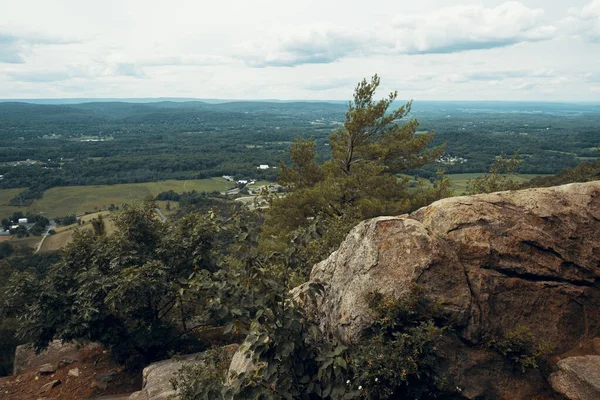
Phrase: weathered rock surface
[
  {"left": 550, "top": 355, "right": 600, "bottom": 400},
  {"left": 13, "top": 340, "right": 99, "bottom": 375},
  {"left": 285, "top": 181, "right": 600, "bottom": 400},
  {"left": 129, "top": 344, "right": 238, "bottom": 400},
  {"left": 38, "top": 363, "right": 56, "bottom": 375},
  {"left": 38, "top": 379, "right": 60, "bottom": 394},
  {"left": 92, "top": 370, "right": 117, "bottom": 391}
]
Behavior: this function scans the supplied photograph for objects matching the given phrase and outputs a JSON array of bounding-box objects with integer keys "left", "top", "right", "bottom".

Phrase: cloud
[
  {"left": 394, "top": 2, "right": 556, "bottom": 55},
  {"left": 6, "top": 62, "right": 147, "bottom": 83},
  {"left": 6, "top": 70, "right": 76, "bottom": 82},
  {"left": 140, "top": 55, "right": 233, "bottom": 67},
  {"left": 111, "top": 63, "right": 145, "bottom": 78},
  {"left": 512, "top": 82, "right": 538, "bottom": 91},
  {"left": 242, "top": 1, "right": 555, "bottom": 67},
  {"left": 463, "top": 69, "right": 556, "bottom": 81},
  {"left": 302, "top": 76, "right": 360, "bottom": 91},
  {"left": 564, "top": 1, "right": 600, "bottom": 43},
  {"left": 240, "top": 30, "right": 376, "bottom": 67},
  {"left": 0, "top": 30, "right": 74, "bottom": 64}
]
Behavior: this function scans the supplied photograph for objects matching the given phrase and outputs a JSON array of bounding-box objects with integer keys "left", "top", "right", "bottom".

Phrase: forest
[{"left": 0, "top": 99, "right": 599, "bottom": 205}]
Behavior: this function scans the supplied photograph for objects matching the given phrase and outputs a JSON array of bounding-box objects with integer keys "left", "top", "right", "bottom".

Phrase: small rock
[
  {"left": 92, "top": 370, "right": 116, "bottom": 391},
  {"left": 58, "top": 357, "right": 76, "bottom": 368},
  {"left": 38, "top": 379, "right": 60, "bottom": 394},
  {"left": 38, "top": 363, "right": 56, "bottom": 375},
  {"left": 68, "top": 367, "right": 80, "bottom": 377}
]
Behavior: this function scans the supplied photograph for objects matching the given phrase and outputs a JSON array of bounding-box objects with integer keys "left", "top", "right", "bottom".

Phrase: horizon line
[{"left": 1, "top": 97, "right": 600, "bottom": 105}]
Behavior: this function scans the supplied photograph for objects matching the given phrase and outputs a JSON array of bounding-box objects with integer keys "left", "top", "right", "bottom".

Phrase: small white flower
[
  {"left": 358, "top": 386, "right": 362, "bottom": 390},
  {"left": 374, "top": 378, "right": 378, "bottom": 382}
]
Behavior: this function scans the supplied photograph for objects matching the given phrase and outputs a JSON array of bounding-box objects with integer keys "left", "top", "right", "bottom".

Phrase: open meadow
[
  {"left": 0, "top": 178, "right": 235, "bottom": 219},
  {"left": 38, "top": 211, "right": 117, "bottom": 252},
  {"left": 446, "top": 173, "right": 550, "bottom": 194}
]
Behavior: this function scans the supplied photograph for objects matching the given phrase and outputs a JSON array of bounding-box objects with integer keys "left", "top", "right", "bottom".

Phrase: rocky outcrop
[
  {"left": 289, "top": 181, "right": 600, "bottom": 399},
  {"left": 129, "top": 344, "right": 238, "bottom": 400},
  {"left": 550, "top": 355, "right": 600, "bottom": 400}
]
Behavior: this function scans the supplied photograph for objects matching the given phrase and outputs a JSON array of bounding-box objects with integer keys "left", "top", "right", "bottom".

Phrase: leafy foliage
[
  {"left": 260, "top": 76, "right": 448, "bottom": 279},
  {"left": 342, "top": 289, "right": 451, "bottom": 399},
  {"left": 176, "top": 275, "right": 455, "bottom": 399},
  {"left": 485, "top": 326, "right": 553, "bottom": 373},
  {"left": 3, "top": 203, "right": 222, "bottom": 367},
  {"left": 524, "top": 150, "right": 600, "bottom": 188},
  {"left": 466, "top": 151, "right": 522, "bottom": 194},
  {"left": 0, "top": 248, "right": 62, "bottom": 376},
  {"left": 173, "top": 347, "right": 233, "bottom": 400}
]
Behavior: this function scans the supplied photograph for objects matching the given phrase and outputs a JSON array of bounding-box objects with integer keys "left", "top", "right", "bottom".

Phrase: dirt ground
[{"left": 0, "top": 346, "right": 141, "bottom": 400}]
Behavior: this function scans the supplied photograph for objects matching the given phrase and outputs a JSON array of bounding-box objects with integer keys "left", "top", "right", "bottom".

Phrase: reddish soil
[{"left": 0, "top": 346, "right": 141, "bottom": 400}]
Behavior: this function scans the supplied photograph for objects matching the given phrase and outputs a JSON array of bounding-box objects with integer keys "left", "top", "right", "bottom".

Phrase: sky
[{"left": 1, "top": 0, "right": 600, "bottom": 101}]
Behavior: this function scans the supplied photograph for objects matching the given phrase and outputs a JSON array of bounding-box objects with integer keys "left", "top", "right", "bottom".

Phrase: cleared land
[
  {"left": 39, "top": 211, "right": 116, "bottom": 252},
  {"left": 447, "top": 173, "right": 550, "bottom": 194},
  {"left": 0, "top": 188, "right": 27, "bottom": 220},
  {"left": 0, "top": 178, "right": 235, "bottom": 219}
]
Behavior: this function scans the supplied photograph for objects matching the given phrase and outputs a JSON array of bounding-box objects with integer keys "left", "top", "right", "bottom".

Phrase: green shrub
[
  {"left": 173, "top": 347, "right": 232, "bottom": 400},
  {"left": 175, "top": 282, "right": 457, "bottom": 399},
  {"left": 486, "top": 326, "right": 553, "bottom": 372}
]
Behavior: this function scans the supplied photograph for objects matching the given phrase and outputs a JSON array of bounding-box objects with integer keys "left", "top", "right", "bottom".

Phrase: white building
[
  {"left": 258, "top": 165, "right": 269, "bottom": 170},
  {"left": 18, "top": 218, "right": 28, "bottom": 224}
]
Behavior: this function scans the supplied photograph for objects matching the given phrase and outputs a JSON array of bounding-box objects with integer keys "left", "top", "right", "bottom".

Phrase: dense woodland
[{"left": 0, "top": 98, "right": 599, "bottom": 204}]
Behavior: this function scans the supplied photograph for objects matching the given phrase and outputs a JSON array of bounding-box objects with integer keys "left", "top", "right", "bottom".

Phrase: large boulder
[{"left": 290, "top": 181, "right": 600, "bottom": 399}]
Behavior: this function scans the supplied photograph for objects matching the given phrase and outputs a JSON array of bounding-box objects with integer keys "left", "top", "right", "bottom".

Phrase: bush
[
  {"left": 172, "top": 347, "right": 232, "bottom": 400},
  {"left": 176, "top": 279, "right": 456, "bottom": 399},
  {"left": 4, "top": 204, "right": 221, "bottom": 368},
  {"left": 486, "top": 326, "right": 553, "bottom": 372}
]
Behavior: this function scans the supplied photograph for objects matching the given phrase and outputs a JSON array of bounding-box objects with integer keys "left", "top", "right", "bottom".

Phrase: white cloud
[
  {"left": 239, "top": 28, "right": 377, "bottom": 67},
  {"left": 564, "top": 1, "right": 600, "bottom": 42},
  {"left": 462, "top": 69, "right": 556, "bottom": 81},
  {"left": 394, "top": 2, "right": 556, "bottom": 54},
  {"left": 6, "top": 62, "right": 146, "bottom": 82},
  {"left": 0, "top": 29, "right": 75, "bottom": 64},
  {"left": 242, "top": 2, "right": 556, "bottom": 67},
  {"left": 0, "top": 0, "right": 598, "bottom": 101}
]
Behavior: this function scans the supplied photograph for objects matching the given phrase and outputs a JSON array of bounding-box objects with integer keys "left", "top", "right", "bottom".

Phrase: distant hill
[{"left": 0, "top": 98, "right": 350, "bottom": 105}]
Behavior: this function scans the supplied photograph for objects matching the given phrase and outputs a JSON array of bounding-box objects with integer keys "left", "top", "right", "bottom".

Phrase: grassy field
[
  {"left": 447, "top": 173, "right": 550, "bottom": 194},
  {"left": 0, "top": 178, "right": 236, "bottom": 219},
  {"left": 0, "top": 188, "right": 27, "bottom": 220},
  {"left": 39, "top": 211, "right": 116, "bottom": 252}
]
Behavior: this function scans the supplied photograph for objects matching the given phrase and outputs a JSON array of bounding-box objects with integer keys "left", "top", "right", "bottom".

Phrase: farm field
[
  {"left": 0, "top": 188, "right": 27, "bottom": 220},
  {"left": 0, "top": 178, "right": 236, "bottom": 219},
  {"left": 39, "top": 211, "right": 116, "bottom": 252},
  {"left": 447, "top": 173, "right": 551, "bottom": 194}
]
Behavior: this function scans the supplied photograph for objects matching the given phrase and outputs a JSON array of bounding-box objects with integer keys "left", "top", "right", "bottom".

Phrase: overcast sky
[{"left": 1, "top": 0, "right": 600, "bottom": 101}]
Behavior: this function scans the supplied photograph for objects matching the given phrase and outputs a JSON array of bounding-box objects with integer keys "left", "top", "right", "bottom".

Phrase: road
[
  {"left": 155, "top": 208, "right": 167, "bottom": 223},
  {"left": 35, "top": 220, "right": 57, "bottom": 254}
]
